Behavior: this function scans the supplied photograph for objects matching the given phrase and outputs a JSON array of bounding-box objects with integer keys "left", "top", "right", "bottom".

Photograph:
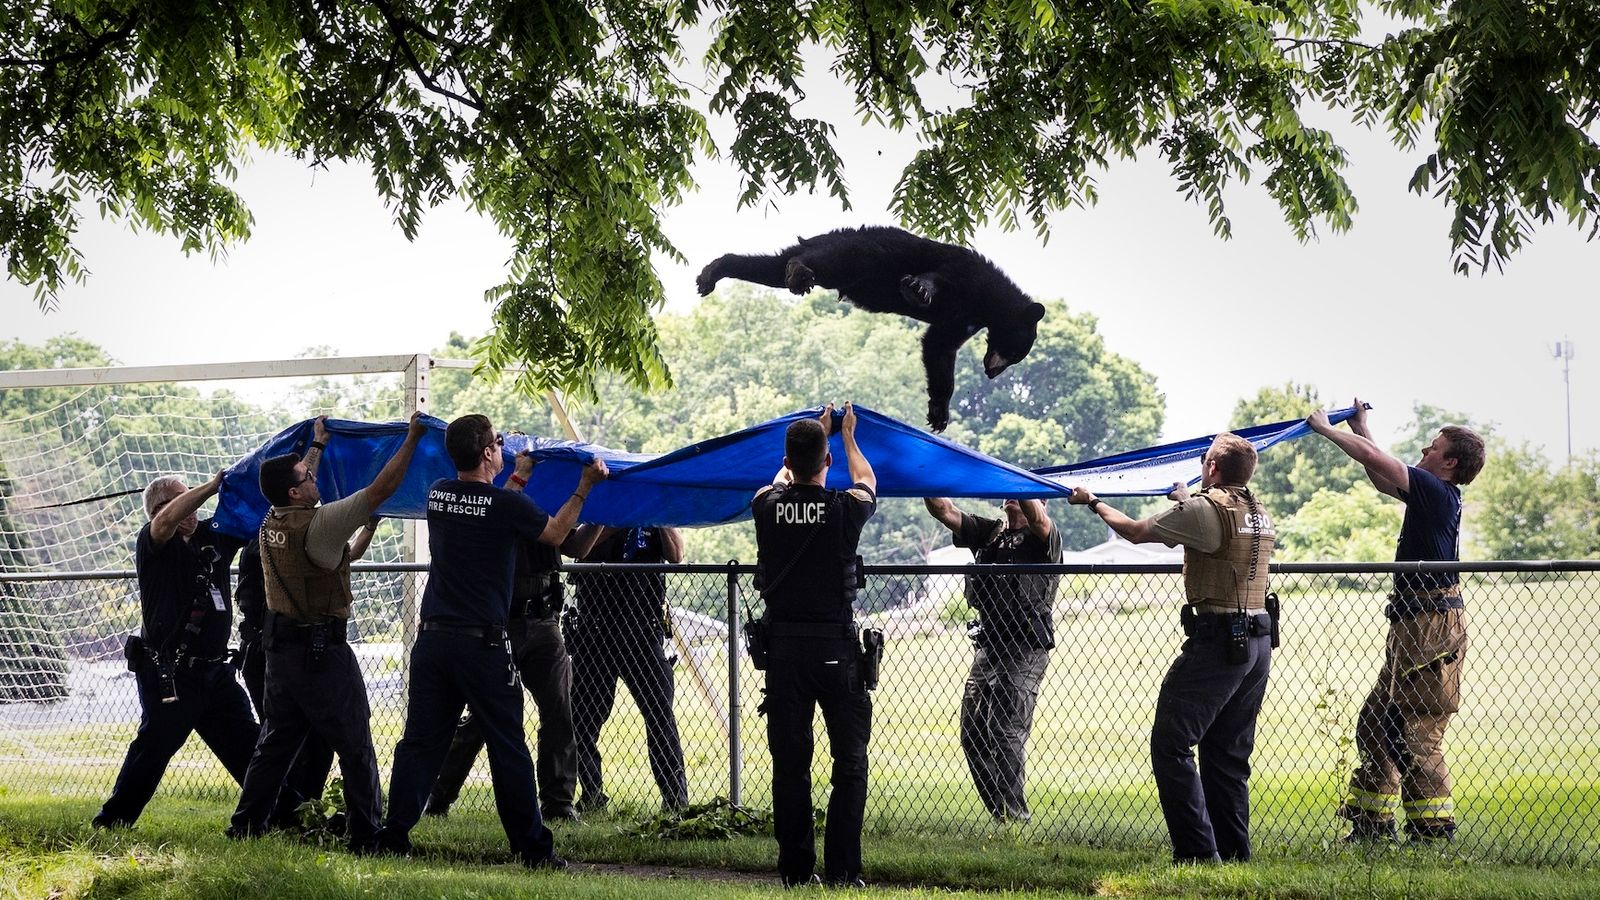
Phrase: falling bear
[{"left": 696, "top": 226, "right": 1046, "bottom": 432}]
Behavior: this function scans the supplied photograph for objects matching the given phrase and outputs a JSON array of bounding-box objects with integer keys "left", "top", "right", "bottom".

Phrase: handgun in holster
[
  {"left": 859, "top": 627, "right": 885, "bottom": 691},
  {"left": 743, "top": 607, "right": 770, "bottom": 671}
]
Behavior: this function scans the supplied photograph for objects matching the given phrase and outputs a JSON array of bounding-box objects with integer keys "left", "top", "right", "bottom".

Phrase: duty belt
[
  {"left": 509, "top": 596, "right": 557, "bottom": 621},
  {"left": 768, "top": 621, "right": 858, "bottom": 640},
  {"left": 266, "top": 611, "right": 348, "bottom": 644},
  {"left": 421, "top": 621, "right": 508, "bottom": 641},
  {"left": 1182, "top": 610, "right": 1273, "bottom": 640},
  {"left": 1385, "top": 595, "right": 1464, "bottom": 621},
  {"left": 174, "top": 654, "right": 229, "bottom": 669}
]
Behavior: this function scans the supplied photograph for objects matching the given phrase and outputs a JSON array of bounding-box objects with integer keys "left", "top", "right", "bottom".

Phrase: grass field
[
  {"left": 6, "top": 793, "right": 1600, "bottom": 899},
  {"left": 4, "top": 571, "right": 1598, "bottom": 868}
]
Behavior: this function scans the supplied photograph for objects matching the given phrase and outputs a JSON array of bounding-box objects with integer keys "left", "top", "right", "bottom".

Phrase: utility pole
[{"left": 1553, "top": 339, "right": 1576, "bottom": 464}]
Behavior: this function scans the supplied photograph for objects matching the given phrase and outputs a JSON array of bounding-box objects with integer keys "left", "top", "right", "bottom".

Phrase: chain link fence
[{"left": 2, "top": 561, "right": 1598, "bottom": 864}]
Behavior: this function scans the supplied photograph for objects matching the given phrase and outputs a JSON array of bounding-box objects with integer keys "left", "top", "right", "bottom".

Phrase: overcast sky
[{"left": 3, "top": 51, "right": 1595, "bottom": 463}]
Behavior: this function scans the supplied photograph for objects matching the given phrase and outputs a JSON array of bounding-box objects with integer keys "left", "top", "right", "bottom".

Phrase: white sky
[{"left": 3, "top": 51, "right": 1595, "bottom": 463}]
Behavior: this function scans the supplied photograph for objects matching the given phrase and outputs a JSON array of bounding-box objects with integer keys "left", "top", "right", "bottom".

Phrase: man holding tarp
[
  {"left": 376, "top": 414, "right": 606, "bottom": 869},
  {"left": 922, "top": 495, "right": 1060, "bottom": 824},
  {"left": 751, "top": 403, "right": 878, "bottom": 888},
  {"left": 1069, "top": 433, "right": 1276, "bottom": 864},
  {"left": 1308, "top": 402, "right": 1483, "bottom": 843},
  {"left": 93, "top": 471, "right": 254, "bottom": 829},
  {"left": 226, "top": 413, "right": 425, "bottom": 851}
]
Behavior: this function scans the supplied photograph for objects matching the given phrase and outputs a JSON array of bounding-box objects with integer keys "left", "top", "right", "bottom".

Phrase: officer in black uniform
[
  {"left": 375, "top": 414, "right": 606, "bottom": 869},
  {"left": 235, "top": 535, "right": 334, "bottom": 828},
  {"left": 566, "top": 522, "right": 688, "bottom": 812},
  {"left": 1070, "top": 433, "right": 1277, "bottom": 863},
  {"left": 227, "top": 413, "right": 426, "bottom": 851},
  {"left": 923, "top": 494, "right": 1061, "bottom": 823},
  {"left": 751, "top": 402, "right": 877, "bottom": 888},
  {"left": 93, "top": 471, "right": 256, "bottom": 829},
  {"left": 426, "top": 513, "right": 580, "bottom": 822}
]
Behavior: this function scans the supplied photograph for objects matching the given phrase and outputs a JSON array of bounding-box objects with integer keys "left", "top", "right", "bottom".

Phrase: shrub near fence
[{"left": 2, "top": 562, "right": 1598, "bottom": 865}]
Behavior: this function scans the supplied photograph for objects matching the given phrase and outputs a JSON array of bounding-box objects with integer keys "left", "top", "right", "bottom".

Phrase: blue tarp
[
  {"left": 1034, "top": 407, "right": 1358, "bottom": 496},
  {"left": 212, "top": 404, "right": 1358, "bottom": 538}
]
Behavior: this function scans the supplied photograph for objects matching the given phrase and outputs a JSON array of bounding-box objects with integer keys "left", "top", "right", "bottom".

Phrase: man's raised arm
[
  {"left": 840, "top": 401, "right": 875, "bottom": 494},
  {"left": 1307, "top": 407, "right": 1409, "bottom": 495}
]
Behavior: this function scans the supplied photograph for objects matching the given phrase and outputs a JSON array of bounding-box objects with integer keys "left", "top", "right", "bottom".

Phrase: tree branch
[
  {"left": 1274, "top": 36, "right": 1377, "bottom": 53},
  {"left": 369, "top": 0, "right": 483, "bottom": 111},
  {"left": 0, "top": 16, "right": 134, "bottom": 69}
]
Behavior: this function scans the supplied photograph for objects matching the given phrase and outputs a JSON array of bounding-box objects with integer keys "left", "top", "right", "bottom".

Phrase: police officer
[
  {"left": 93, "top": 471, "right": 255, "bottom": 829},
  {"left": 376, "top": 414, "right": 606, "bottom": 869},
  {"left": 922, "top": 495, "right": 1060, "bottom": 823},
  {"left": 425, "top": 493, "right": 580, "bottom": 822},
  {"left": 235, "top": 530, "right": 334, "bottom": 829},
  {"left": 566, "top": 522, "right": 688, "bottom": 813},
  {"left": 226, "top": 413, "right": 426, "bottom": 851},
  {"left": 1070, "top": 433, "right": 1276, "bottom": 863},
  {"left": 751, "top": 402, "right": 877, "bottom": 888},
  {"left": 1309, "top": 402, "right": 1484, "bottom": 842}
]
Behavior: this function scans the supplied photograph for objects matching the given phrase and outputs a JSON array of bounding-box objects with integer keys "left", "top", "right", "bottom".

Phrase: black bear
[{"left": 696, "top": 225, "right": 1046, "bottom": 432}]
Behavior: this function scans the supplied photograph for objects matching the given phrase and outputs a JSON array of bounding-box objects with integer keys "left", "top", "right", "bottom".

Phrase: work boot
[
  {"left": 1344, "top": 817, "right": 1399, "bottom": 844},
  {"left": 781, "top": 873, "right": 821, "bottom": 888},
  {"left": 1405, "top": 820, "right": 1457, "bottom": 843},
  {"left": 422, "top": 797, "right": 450, "bottom": 818},
  {"left": 574, "top": 791, "right": 609, "bottom": 814},
  {"left": 522, "top": 852, "right": 569, "bottom": 871},
  {"left": 542, "top": 805, "right": 582, "bottom": 824}
]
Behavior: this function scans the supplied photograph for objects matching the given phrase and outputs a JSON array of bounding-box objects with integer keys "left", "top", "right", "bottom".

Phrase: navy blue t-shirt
[
  {"left": 1394, "top": 465, "right": 1462, "bottom": 593},
  {"left": 423, "top": 479, "right": 550, "bottom": 627}
]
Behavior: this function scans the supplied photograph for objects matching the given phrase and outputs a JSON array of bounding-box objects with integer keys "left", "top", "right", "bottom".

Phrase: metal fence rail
[{"left": 2, "top": 561, "right": 1598, "bottom": 865}]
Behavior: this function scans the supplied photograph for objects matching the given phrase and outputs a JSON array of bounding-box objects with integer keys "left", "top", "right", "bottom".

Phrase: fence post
[{"left": 727, "top": 561, "right": 742, "bottom": 806}]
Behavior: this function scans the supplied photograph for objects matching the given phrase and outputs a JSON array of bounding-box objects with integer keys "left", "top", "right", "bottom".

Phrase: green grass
[
  {"left": 5, "top": 572, "right": 1599, "bottom": 865},
  {"left": 6, "top": 794, "right": 1600, "bottom": 899}
]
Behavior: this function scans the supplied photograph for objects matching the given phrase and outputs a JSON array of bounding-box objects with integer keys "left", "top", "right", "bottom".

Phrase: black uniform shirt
[
  {"left": 134, "top": 519, "right": 244, "bottom": 659},
  {"left": 752, "top": 481, "right": 876, "bottom": 624},
  {"left": 235, "top": 538, "right": 266, "bottom": 644},
  {"left": 573, "top": 527, "right": 670, "bottom": 628},
  {"left": 422, "top": 478, "right": 550, "bottom": 627},
  {"left": 954, "top": 512, "right": 1062, "bottom": 646}
]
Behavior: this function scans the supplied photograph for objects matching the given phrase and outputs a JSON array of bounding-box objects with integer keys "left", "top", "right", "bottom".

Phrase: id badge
[{"left": 209, "top": 587, "right": 226, "bottom": 612}]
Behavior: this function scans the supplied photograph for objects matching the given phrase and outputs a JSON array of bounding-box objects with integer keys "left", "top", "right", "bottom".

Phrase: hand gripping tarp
[
  {"left": 1033, "top": 406, "right": 1359, "bottom": 496},
  {"left": 211, "top": 404, "right": 1358, "bottom": 537}
]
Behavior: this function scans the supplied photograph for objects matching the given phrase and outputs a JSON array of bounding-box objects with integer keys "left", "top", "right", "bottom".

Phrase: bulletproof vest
[
  {"left": 754, "top": 485, "right": 856, "bottom": 624},
  {"left": 574, "top": 528, "right": 668, "bottom": 625},
  {"left": 513, "top": 539, "right": 562, "bottom": 604},
  {"left": 259, "top": 506, "right": 356, "bottom": 623},
  {"left": 967, "top": 522, "right": 1058, "bottom": 647},
  {"left": 1183, "top": 486, "right": 1276, "bottom": 610}
]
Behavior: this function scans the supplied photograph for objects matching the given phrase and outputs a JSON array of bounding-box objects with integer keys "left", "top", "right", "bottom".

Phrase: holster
[
  {"left": 744, "top": 616, "right": 770, "bottom": 671},
  {"left": 859, "top": 628, "right": 885, "bottom": 691}
]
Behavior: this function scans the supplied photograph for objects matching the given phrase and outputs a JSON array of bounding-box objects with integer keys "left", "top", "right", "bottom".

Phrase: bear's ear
[{"left": 1025, "top": 302, "right": 1046, "bottom": 324}]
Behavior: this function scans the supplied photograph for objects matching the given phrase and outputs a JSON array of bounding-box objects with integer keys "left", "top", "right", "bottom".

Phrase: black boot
[
  {"left": 1405, "top": 820, "right": 1457, "bottom": 843},
  {"left": 1344, "top": 817, "right": 1398, "bottom": 843}
]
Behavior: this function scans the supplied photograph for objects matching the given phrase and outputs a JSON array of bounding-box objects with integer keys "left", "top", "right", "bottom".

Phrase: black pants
[
  {"left": 239, "top": 636, "right": 335, "bottom": 824},
  {"left": 765, "top": 635, "right": 872, "bottom": 884},
  {"left": 96, "top": 660, "right": 260, "bottom": 826},
  {"left": 570, "top": 631, "right": 688, "bottom": 809},
  {"left": 1150, "top": 631, "right": 1273, "bottom": 862},
  {"left": 380, "top": 630, "right": 554, "bottom": 863},
  {"left": 428, "top": 615, "right": 577, "bottom": 815},
  {"left": 230, "top": 639, "right": 382, "bottom": 848},
  {"left": 960, "top": 646, "right": 1049, "bottom": 819}
]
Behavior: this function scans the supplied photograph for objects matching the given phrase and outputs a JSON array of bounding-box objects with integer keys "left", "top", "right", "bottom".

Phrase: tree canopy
[{"left": 5, "top": 0, "right": 1598, "bottom": 396}]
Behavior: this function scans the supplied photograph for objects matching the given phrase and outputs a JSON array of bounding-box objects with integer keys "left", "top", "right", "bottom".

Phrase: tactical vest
[
  {"left": 754, "top": 485, "right": 857, "bottom": 624},
  {"left": 1183, "top": 487, "right": 1276, "bottom": 610},
  {"left": 513, "top": 540, "right": 562, "bottom": 604},
  {"left": 259, "top": 506, "right": 356, "bottom": 623},
  {"left": 968, "top": 522, "right": 1058, "bottom": 649}
]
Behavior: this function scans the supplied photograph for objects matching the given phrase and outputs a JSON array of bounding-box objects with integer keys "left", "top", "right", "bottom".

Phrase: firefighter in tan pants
[{"left": 1309, "top": 402, "right": 1485, "bottom": 842}]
